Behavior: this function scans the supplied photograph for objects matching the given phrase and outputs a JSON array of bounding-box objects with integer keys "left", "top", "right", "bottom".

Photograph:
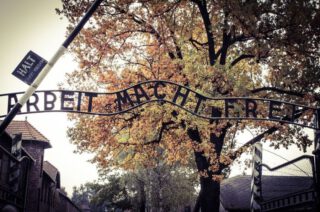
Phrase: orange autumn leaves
[
  {"left": 60, "top": 0, "right": 317, "bottom": 175},
  {"left": 63, "top": 1, "right": 259, "bottom": 171}
]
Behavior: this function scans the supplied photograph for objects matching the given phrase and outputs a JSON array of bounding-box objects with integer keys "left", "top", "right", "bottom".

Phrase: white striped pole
[
  {"left": 0, "top": 0, "right": 104, "bottom": 135},
  {"left": 250, "top": 142, "right": 262, "bottom": 212}
]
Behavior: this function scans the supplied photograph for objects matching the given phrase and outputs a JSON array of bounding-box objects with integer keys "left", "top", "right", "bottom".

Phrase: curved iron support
[{"left": 0, "top": 80, "right": 319, "bottom": 130}]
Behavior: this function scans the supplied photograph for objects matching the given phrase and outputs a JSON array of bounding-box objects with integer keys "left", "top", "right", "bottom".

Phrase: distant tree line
[{"left": 72, "top": 164, "right": 198, "bottom": 212}]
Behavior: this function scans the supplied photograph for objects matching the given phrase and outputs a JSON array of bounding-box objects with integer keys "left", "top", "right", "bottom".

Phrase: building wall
[
  {"left": 39, "top": 175, "right": 57, "bottom": 212},
  {"left": 0, "top": 135, "right": 28, "bottom": 211},
  {"left": 58, "top": 192, "right": 81, "bottom": 212},
  {"left": 23, "top": 141, "right": 45, "bottom": 212},
  {"left": 0, "top": 133, "right": 12, "bottom": 191},
  {"left": 0, "top": 133, "right": 82, "bottom": 212}
]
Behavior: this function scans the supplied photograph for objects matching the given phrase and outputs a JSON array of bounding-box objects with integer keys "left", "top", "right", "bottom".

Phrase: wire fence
[{"left": 260, "top": 150, "right": 315, "bottom": 201}]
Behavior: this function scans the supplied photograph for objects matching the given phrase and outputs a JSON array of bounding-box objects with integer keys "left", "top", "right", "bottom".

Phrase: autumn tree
[{"left": 58, "top": 0, "right": 320, "bottom": 211}]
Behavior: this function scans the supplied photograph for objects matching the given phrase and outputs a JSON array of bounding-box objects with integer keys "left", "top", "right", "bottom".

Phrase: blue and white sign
[{"left": 12, "top": 51, "right": 47, "bottom": 85}]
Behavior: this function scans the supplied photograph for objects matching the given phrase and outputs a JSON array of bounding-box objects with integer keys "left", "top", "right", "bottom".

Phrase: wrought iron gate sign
[{"left": 0, "top": 80, "right": 318, "bottom": 129}]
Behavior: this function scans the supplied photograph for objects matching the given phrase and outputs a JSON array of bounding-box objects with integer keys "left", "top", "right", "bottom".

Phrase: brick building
[{"left": 0, "top": 120, "right": 82, "bottom": 212}]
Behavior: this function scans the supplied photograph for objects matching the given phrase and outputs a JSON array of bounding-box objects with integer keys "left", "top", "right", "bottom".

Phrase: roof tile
[
  {"left": 43, "top": 161, "right": 59, "bottom": 183},
  {"left": 2, "top": 120, "right": 50, "bottom": 145}
]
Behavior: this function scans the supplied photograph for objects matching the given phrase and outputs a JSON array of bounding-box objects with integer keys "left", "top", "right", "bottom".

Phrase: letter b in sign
[{"left": 12, "top": 51, "right": 47, "bottom": 85}]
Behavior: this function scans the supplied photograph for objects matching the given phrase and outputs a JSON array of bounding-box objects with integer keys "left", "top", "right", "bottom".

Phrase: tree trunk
[
  {"left": 199, "top": 176, "right": 221, "bottom": 212},
  {"left": 188, "top": 120, "right": 228, "bottom": 212},
  {"left": 138, "top": 179, "right": 146, "bottom": 212},
  {"left": 194, "top": 148, "right": 221, "bottom": 212},
  {"left": 188, "top": 129, "right": 221, "bottom": 211}
]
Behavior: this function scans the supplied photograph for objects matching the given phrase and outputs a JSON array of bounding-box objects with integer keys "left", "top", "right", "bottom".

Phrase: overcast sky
[
  {"left": 0, "top": 0, "right": 98, "bottom": 196},
  {"left": 0, "top": 0, "right": 315, "bottom": 197}
]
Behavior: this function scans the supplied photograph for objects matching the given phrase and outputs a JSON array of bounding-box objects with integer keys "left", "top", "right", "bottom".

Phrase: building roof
[
  {"left": 43, "top": 161, "right": 61, "bottom": 188},
  {"left": 58, "top": 189, "right": 82, "bottom": 211},
  {"left": 2, "top": 120, "right": 51, "bottom": 148},
  {"left": 21, "top": 147, "right": 36, "bottom": 162},
  {"left": 220, "top": 175, "right": 314, "bottom": 210}
]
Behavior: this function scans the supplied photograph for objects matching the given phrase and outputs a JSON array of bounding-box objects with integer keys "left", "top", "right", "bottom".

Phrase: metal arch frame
[{"left": 1, "top": 80, "right": 319, "bottom": 130}]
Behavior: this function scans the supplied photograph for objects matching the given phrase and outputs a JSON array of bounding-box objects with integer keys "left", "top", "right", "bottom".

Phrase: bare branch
[
  {"left": 251, "top": 87, "right": 304, "bottom": 98},
  {"left": 230, "top": 54, "right": 255, "bottom": 67},
  {"left": 189, "top": 37, "right": 208, "bottom": 50},
  {"left": 191, "top": 0, "right": 216, "bottom": 65},
  {"left": 120, "top": 121, "right": 175, "bottom": 146}
]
